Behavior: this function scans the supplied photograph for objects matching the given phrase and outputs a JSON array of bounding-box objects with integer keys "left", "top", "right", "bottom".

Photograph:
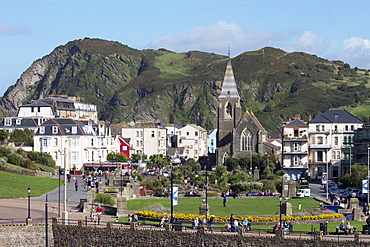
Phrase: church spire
[{"left": 219, "top": 57, "right": 240, "bottom": 99}]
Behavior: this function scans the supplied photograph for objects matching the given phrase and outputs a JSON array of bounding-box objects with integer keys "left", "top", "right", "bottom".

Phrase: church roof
[{"left": 219, "top": 60, "right": 240, "bottom": 99}]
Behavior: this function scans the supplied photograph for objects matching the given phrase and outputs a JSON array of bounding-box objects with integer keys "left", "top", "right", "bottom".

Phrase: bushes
[
  {"left": 230, "top": 181, "right": 263, "bottom": 192},
  {"left": 7, "top": 153, "right": 23, "bottom": 166},
  {"left": 94, "top": 193, "right": 116, "bottom": 206},
  {"left": 28, "top": 151, "right": 56, "bottom": 168}
]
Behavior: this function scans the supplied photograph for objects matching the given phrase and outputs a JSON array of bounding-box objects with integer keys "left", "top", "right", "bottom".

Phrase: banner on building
[{"left": 173, "top": 187, "right": 178, "bottom": 205}]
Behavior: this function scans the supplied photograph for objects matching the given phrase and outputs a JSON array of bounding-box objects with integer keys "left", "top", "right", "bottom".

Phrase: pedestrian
[
  {"left": 67, "top": 174, "right": 71, "bottom": 183},
  {"left": 90, "top": 206, "right": 96, "bottom": 221},
  {"left": 75, "top": 180, "right": 79, "bottom": 191},
  {"left": 364, "top": 203, "right": 369, "bottom": 216},
  {"left": 298, "top": 203, "right": 301, "bottom": 210},
  {"left": 209, "top": 215, "right": 215, "bottom": 233},
  {"left": 223, "top": 193, "right": 227, "bottom": 207},
  {"left": 96, "top": 204, "right": 103, "bottom": 221}
]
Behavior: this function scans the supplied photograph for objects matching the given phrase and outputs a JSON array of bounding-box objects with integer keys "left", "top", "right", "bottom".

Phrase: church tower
[{"left": 217, "top": 58, "right": 242, "bottom": 155}]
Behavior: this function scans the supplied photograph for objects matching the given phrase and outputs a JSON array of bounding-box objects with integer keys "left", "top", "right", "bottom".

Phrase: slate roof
[
  {"left": 219, "top": 60, "right": 240, "bottom": 99},
  {"left": 310, "top": 109, "right": 362, "bottom": 124},
  {"left": 35, "top": 118, "right": 94, "bottom": 136},
  {"left": 285, "top": 119, "right": 308, "bottom": 128}
]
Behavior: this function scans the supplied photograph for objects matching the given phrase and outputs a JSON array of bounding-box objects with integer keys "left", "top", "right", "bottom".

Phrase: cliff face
[{"left": 2, "top": 38, "right": 370, "bottom": 131}]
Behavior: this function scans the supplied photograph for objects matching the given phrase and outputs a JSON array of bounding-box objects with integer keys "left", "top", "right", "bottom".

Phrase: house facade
[
  {"left": 308, "top": 109, "right": 363, "bottom": 180},
  {"left": 281, "top": 115, "right": 309, "bottom": 181}
]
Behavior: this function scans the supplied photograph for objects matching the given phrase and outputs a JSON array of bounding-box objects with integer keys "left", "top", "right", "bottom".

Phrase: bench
[{"left": 335, "top": 226, "right": 355, "bottom": 235}]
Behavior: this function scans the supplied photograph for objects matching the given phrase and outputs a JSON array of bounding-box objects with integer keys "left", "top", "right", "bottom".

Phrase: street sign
[
  {"left": 363, "top": 180, "right": 369, "bottom": 193},
  {"left": 172, "top": 187, "right": 178, "bottom": 205}
]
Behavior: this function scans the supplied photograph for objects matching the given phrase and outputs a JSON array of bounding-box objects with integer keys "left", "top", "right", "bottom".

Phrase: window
[
  {"left": 226, "top": 102, "right": 232, "bottom": 117},
  {"left": 195, "top": 150, "right": 198, "bottom": 155},
  {"left": 136, "top": 140, "right": 140, "bottom": 146},
  {"left": 293, "top": 155, "right": 299, "bottom": 166},
  {"left": 140, "top": 131, "right": 143, "bottom": 137},
  {"left": 71, "top": 138, "right": 79, "bottom": 147},
  {"left": 53, "top": 151, "right": 58, "bottom": 160},
  {"left": 31, "top": 107, "right": 34, "bottom": 113},
  {"left": 334, "top": 137, "right": 339, "bottom": 146},
  {"left": 136, "top": 131, "right": 139, "bottom": 137},
  {"left": 53, "top": 138, "right": 58, "bottom": 146},
  {"left": 186, "top": 132, "right": 189, "bottom": 136},
  {"left": 52, "top": 126, "right": 58, "bottom": 134},
  {"left": 293, "top": 142, "right": 299, "bottom": 151},
  {"left": 334, "top": 125, "right": 338, "bottom": 132},
  {"left": 179, "top": 139, "right": 182, "bottom": 144},
  {"left": 294, "top": 129, "right": 299, "bottom": 137},
  {"left": 345, "top": 125, "right": 349, "bottom": 131},
  {"left": 211, "top": 139, "right": 214, "bottom": 145},
  {"left": 321, "top": 125, "right": 325, "bottom": 131},
  {"left": 317, "top": 151, "right": 323, "bottom": 162},
  {"left": 195, "top": 140, "right": 198, "bottom": 144},
  {"left": 316, "top": 125, "right": 320, "bottom": 132},
  {"left": 72, "top": 126, "right": 77, "bottom": 134},
  {"left": 40, "top": 126, "right": 45, "bottom": 134},
  {"left": 241, "top": 128, "right": 252, "bottom": 151},
  {"left": 317, "top": 136, "right": 323, "bottom": 144},
  {"left": 42, "top": 139, "right": 49, "bottom": 147},
  {"left": 16, "top": 119, "right": 21, "bottom": 125},
  {"left": 351, "top": 125, "right": 354, "bottom": 131},
  {"left": 71, "top": 151, "right": 79, "bottom": 161},
  {"left": 151, "top": 131, "right": 155, "bottom": 138},
  {"left": 185, "top": 150, "right": 189, "bottom": 154},
  {"left": 4, "top": 118, "right": 11, "bottom": 126},
  {"left": 195, "top": 131, "right": 198, "bottom": 136},
  {"left": 91, "top": 138, "right": 94, "bottom": 146}
]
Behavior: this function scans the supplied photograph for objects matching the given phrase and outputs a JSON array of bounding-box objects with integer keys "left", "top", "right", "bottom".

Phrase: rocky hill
[{"left": 1, "top": 38, "right": 370, "bottom": 131}]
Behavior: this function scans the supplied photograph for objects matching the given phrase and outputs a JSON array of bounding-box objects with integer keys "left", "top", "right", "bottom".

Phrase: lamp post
[
  {"left": 62, "top": 140, "right": 68, "bottom": 224},
  {"left": 279, "top": 197, "right": 282, "bottom": 229},
  {"left": 326, "top": 150, "right": 329, "bottom": 201},
  {"left": 367, "top": 147, "right": 370, "bottom": 207},
  {"left": 170, "top": 162, "right": 174, "bottom": 224},
  {"left": 204, "top": 164, "right": 208, "bottom": 220},
  {"left": 26, "top": 187, "right": 31, "bottom": 223}
]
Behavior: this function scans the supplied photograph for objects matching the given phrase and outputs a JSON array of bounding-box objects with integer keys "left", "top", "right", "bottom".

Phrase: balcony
[
  {"left": 283, "top": 138, "right": 308, "bottom": 142},
  {"left": 283, "top": 150, "right": 308, "bottom": 155}
]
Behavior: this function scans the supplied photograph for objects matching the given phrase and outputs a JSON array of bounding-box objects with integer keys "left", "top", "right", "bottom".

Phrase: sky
[{"left": 1, "top": 0, "right": 370, "bottom": 96}]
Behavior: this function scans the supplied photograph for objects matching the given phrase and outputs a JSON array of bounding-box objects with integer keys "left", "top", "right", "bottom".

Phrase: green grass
[
  {"left": 345, "top": 104, "right": 370, "bottom": 116},
  {"left": 0, "top": 170, "right": 62, "bottom": 199},
  {"left": 128, "top": 198, "right": 321, "bottom": 216}
]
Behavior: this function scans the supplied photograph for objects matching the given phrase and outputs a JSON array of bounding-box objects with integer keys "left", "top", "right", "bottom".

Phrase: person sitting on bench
[{"left": 336, "top": 221, "right": 349, "bottom": 235}]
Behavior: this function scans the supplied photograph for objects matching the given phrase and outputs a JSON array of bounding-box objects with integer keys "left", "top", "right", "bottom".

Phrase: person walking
[
  {"left": 223, "top": 193, "right": 227, "bottom": 207},
  {"left": 209, "top": 215, "right": 215, "bottom": 233},
  {"left": 75, "top": 180, "right": 79, "bottom": 191},
  {"left": 298, "top": 203, "right": 302, "bottom": 210}
]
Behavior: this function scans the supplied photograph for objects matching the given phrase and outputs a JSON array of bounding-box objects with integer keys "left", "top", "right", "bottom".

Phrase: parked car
[
  {"left": 154, "top": 191, "right": 169, "bottom": 197},
  {"left": 184, "top": 191, "right": 201, "bottom": 197}
]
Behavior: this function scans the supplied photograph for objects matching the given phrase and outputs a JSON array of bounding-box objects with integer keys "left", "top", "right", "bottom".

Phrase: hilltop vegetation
[{"left": 1, "top": 38, "right": 370, "bottom": 131}]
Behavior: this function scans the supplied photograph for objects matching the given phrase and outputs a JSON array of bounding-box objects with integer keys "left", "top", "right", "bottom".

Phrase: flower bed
[{"left": 135, "top": 210, "right": 344, "bottom": 223}]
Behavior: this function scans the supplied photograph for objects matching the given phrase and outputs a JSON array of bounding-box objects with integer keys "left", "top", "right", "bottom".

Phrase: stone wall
[
  {"left": 52, "top": 223, "right": 366, "bottom": 247},
  {"left": 0, "top": 165, "right": 52, "bottom": 177}
]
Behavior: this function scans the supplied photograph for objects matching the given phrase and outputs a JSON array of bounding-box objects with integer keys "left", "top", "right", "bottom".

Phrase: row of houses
[
  {"left": 0, "top": 95, "right": 210, "bottom": 172},
  {"left": 281, "top": 109, "right": 370, "bottom": 181}
]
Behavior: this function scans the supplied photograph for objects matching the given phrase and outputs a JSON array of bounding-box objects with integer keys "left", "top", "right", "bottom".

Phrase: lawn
[
  {"left": 0, "top": 170, "right": 62, "bottom": 199},
  {"left": 127, "top": 197, "right": 321, "bottom": 216}
]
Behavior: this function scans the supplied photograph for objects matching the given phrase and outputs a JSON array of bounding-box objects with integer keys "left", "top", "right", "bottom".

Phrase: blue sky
[{"left": 1, "top": 0, "right": 370, "bottom": 96}]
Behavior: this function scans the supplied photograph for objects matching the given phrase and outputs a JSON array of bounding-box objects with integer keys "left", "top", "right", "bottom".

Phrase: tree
[
  {"left": 107, "top": 152, "right": 129, "bottom": 162},
  {"left": 339, "top": 164, "right": 367, "bottom": 189},
  {"left": 0, "top": 129, "right": 9, "bottom": 145},
  {"left": 215, "top": 164, "right": 227, "bottom": 178},
  {"left": 8, "top": 128, "right": 33, "bottom": 145}
]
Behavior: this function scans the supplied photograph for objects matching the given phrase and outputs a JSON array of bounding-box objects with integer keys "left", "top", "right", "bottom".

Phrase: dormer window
[
  {"left": 72, "top": 126, "right": 77, "bottom": 134},
  {"left": 40, "top": 126, "right": 45, "bottom": 134},
  {"left": 16, "top": 119, "right": 21, "bottom": 125},
  {"left": 52, "top": 126, "right": 58, "bottom": 134}
]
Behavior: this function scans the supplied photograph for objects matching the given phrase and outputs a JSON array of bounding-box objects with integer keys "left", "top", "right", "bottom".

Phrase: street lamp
[
  {"left": 204, "top": 164, "right": 209, "bottom": 220},
  {"left": 279, "top": 197, "right": 282, "bottom": 229},
  {"left": 62, "top": 140, "right": 68, "bottom": 224},
  {"left": 26, "top": 187, "right": 31, "bottom": 222},
  {"left": 367, "top": 147, "right": 370, "bottom": 207},
  {"left": 326, "top": 150, "right": 329, "bottom": 201}
]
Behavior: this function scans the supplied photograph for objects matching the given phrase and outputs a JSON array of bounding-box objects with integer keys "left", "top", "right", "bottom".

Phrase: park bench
[{"left": 362, "top": 225, "right": 370, "bottom": 234}]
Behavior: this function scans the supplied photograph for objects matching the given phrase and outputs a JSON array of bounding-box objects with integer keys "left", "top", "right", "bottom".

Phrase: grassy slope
[{"left": 0, "top": 170, "right": 62, "bottom": 199}]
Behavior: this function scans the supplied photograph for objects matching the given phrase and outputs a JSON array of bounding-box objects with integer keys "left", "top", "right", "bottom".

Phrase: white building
[
  {"left": 121, "top": 123, "right": 167, "bottom": 158},
  {"left": 308, "top": 109, "right": 363, "bottom": 180},
  {"left": 177, "top": 124, "right": 208, "bottom": 160},
  {"left": 33, "top": 118, "right": 116, "bottom": 171},
  {"left": 17, "top": 95, "right": 98, "bottom": 122},
  {"left": 281, "top": 116, "right": 309, "bottom": 181}
]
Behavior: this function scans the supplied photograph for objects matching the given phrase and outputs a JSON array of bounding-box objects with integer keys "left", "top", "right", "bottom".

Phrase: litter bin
[
  {"left": 320, "top": 222, "right": 328, "bottom": 235},
  {"left": 79, "top": 198, "right": 87, "bottom": 211},
  {"left": 173, "top": 222, "right": 182, "bottom": 231}
]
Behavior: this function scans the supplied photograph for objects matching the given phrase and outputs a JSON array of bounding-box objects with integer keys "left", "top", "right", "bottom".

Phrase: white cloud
[
  {"left": 0, "top": 20, "right": 32, "bottom": 36},
  {"left": 148, "top": 21, "right": 370, "bottom": 69}
]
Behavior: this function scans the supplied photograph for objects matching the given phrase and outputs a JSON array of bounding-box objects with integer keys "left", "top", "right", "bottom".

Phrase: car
[
  {"left": 184, "top": 191, "right": 201, "bottom": 197},
  {"left": 154, "top": 191, "right": 169, "bottom": 197}
]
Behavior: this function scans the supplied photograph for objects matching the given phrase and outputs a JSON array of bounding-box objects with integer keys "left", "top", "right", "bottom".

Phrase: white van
[{"left": 296, "top": 189, "right": 310, "bottom": 197}]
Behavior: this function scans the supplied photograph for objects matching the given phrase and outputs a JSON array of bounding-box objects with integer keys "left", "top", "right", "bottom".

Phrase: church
[{"left": 216, "top": 57, "right": 273, "bottom": 165}]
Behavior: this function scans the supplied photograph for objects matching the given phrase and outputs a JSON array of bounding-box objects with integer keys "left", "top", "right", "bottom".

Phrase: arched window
[
  {"left": 226, "top": 102, "right": 232, "bottom": 117},
  {"left": 222, "top": 153, "right": 229, "bottom": 164},
  {"left": 241, "top": 128, "right": 252, "bottom": 151}
]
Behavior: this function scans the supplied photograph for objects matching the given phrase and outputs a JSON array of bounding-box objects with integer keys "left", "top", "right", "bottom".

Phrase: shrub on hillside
[
  {"left": 7, "top": 153, "right": 23, "bottom": 166},
  {"left": 21, "top": 159, "right": 34, "bottom": 169},
  {"left": 94, "top": 193, "right": 116, "bottom": 206},
  {"left": 0, "top": 157, "right": 7, "bottom": 165},
  {"left": 28, "top": 151, "right": 56, "bottom": 168},
  {"left": 0, "top": 146, "right": 13, "bottom": 157}
]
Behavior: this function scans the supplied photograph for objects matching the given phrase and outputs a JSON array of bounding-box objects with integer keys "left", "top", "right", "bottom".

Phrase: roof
[
  {"left": 35, "top": 118, "right": 94, "bottom": 136},
  {"left": 219, "top": 60, "right": 240, "bottom": 99},
  {"left": 285, "top": 119, "right": 308, "bottom": 128},
  {"left": 310, "top": 109, "right": 362, "bottom": 124}
]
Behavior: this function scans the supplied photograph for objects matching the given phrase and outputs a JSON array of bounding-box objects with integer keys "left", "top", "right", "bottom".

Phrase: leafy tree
[
  {"left": 0, "top": 129, "right": 9, "bottom": 145},
  {"left": 215, "top": 164, "right": 227, "bottom": 178},
  {"left": 225, "top": 157, "right": 239, "bottom": 171},
  {"left": 131, "top": 153, "right": 148, "bottom": 162},
  {"left": 7, "top": 153, "right": 23, "bottom": 166},
  {"left": 339, "top": 164, "right": 367, "bottom": 189},
  {"left": 107, "top": 152, "right": 129, "bottom": 162},
  {"left": 8, "top": 128, "right": 33, "bottom": 145}
]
